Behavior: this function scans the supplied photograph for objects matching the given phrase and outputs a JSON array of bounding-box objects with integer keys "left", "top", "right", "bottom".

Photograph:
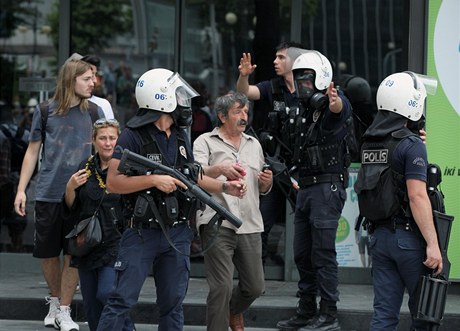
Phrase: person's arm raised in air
[{"left": 236, "top": 53, "right": 261, "bottom": 101}]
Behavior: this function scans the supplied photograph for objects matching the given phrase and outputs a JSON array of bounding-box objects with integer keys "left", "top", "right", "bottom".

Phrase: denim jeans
[
  {"left": 370, "top": 227, "right": 429, "bottom": 331},
  {"left": 79, "top": 266, "right": 134, "bottom": 331}
]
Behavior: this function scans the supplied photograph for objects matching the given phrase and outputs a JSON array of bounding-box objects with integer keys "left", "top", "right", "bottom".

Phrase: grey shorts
[{"left": 33, "top": 201, "right": 73, "bottom": 258}]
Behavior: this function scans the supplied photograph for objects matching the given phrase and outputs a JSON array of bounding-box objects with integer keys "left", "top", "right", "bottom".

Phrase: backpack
[{"left": 0, "top": 123, "right": 29, "bottom": 173}]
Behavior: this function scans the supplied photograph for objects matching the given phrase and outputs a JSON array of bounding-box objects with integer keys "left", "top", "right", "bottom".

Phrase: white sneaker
[
  {"left": 54, "top": 307, "right": 79, "bottom": 331},
  {"left": 44, "top": 296, "right": 60, "bottom": 327}
]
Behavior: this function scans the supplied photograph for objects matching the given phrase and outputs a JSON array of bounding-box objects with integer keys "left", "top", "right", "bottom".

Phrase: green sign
[{"left": 427, "top": 0, "right": 460, "bottom": 280}]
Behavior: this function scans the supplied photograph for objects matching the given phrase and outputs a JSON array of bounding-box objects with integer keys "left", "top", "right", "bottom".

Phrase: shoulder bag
[{"left": 65, "top": 191, "right": 105, "bottom": 257}]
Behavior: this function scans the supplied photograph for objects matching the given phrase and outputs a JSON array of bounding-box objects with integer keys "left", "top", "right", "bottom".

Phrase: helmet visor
[
  {"left": 286, "top": 47, "right": 307, "bottom": 68},
  {"left": 167, "top": 72, "right": 199, "bottom": 107},
  {"left": 405, "top": 71, "right": 438, "bottom": 96},
  {"left": 415, "top": 73, "right": 438, "bottom": 95}
]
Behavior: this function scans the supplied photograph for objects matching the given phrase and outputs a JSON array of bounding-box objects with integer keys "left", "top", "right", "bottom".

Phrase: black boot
[
  {"left": 298, "top": 300, "right": 340, "bottom": 331},
  {"left": 276, "top": 296, "right": 317, "bottom": 330}
]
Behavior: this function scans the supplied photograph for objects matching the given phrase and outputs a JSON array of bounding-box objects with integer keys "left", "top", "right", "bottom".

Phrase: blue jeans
[
  {"left": 370, "top": 227, "right": 429, "bottom": 331},
  {"left": 79, "top": 266, "right": 134, "bottom": 331},
  {"left": 96, "top": 224, "right": 193, "bottom": 331},
  {"left": 294, "top": 182, "right": 346, "bottom": 302}
]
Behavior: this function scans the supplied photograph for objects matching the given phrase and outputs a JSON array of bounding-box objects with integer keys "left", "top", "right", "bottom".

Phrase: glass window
[{"left": 0, "top": 0, "right": 411, "bottom": 280}]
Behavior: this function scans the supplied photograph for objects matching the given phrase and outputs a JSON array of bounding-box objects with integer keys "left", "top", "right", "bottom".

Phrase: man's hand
[
  {"left": 14, "top": 191, "right": 27, "bottom": 217},
  {"left": 419, "top": 128, "right": 427, "bottom": 144},
  {"left": 326, "top": 82, "right": 343, "bottom": 113},
  {"left": 221, "top": 162, "right": 246, "bottom": 181},
  {"left": 153, "top": 174, "right": 188, "bottom": 194},
  {"left": 424, "top": 243, "right": 443, "bottom": 276},
  {"left": 258, "top": 168, "right": 273, "bottom": 194},
  {"left": 238, "top": 53, "right": 257, "bottom": 77},
  {"left": 225, "top": 180, "right": 247, "bottom": 199}
]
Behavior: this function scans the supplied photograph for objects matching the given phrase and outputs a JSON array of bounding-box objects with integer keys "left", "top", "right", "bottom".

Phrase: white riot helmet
[
  {"left": 135, "top": 68, "right": 199, "bottom": 113},
  {"left": 292, "top": 50, "right": 333, "bottom": 90},
  {"left": 376, "top": 71, "right": 437, "bottom": 121}
]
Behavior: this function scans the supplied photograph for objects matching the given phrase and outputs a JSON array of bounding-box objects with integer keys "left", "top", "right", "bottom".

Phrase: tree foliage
[
  {"left": 47, "top": 0, "right": 133, "bottom": 54},
  {"left": 0, "top": 0, "right": 38, "bottom": 38}
]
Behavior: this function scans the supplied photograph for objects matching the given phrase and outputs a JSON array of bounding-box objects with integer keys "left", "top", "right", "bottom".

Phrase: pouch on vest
[
  {"left": 133, "top": 194, "right": 155, "bottom": 221},
  {"left": 355, "top": 166, "right": 402, "bottom": 222},
  {"left": 160, "top": 195, "right": 179, "bottom": 225}
]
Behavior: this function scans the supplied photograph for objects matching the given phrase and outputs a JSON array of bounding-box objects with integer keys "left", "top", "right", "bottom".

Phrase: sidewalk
[{"left": 1, "top": 253, "right": 459, "bottom": 330}]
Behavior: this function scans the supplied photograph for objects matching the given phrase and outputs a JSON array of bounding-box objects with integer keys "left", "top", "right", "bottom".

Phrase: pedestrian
[
  {"left": 236, "top": 41, "right": 304, "bottom": 267},
  {"left": 193, "top": 92, "right": 273, "bottom": 331},
  {"left": 96, "top": 68, "right": 246, "bottom": 331},
  {"left": 354, "top": 71, "right": 442, "bottom": 330},
  {"left": 116, "top": 65, "right": 137, "bottom": 127},
  {"left": 66, "top": 53, "right": 115, "bottom": 120},
  {"left": 63, "top": 118, "right": 134, "bottom": 331},
  {"left": 354, "top": 214, "right": 371, "bottom": 267},
  {"left": 0, "top": 109, "right": 30, "bottom": 252},
  {"left": 269, "top": 50, "right": 352, "bottom": 331},
  {"left": 14, "top": 59, "right": 104, "bottom": 331},
  {"left": 189, "top": 79, "right": 217, "bottom": 144},
  {"left": 0, "top": 126, "right": 11, "bottom": 235}
]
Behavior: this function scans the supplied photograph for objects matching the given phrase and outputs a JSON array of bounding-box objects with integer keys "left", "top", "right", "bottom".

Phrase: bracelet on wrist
[{"left": 222, "top": 182, "right": 227, "bottom": 193}]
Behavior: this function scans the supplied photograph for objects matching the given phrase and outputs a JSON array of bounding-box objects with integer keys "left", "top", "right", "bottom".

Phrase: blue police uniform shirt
[
  {"left": 113, "top": 124, "right": 193, "bottom": 166},
  {"left": 256, "top": 79, "right": 299, "bottom": 108},
  {"left": 392, "top": 135, "right": 427, "bottom": 182}
]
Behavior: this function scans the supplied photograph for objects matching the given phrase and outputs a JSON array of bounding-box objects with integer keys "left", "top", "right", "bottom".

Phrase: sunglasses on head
[{"left": 93, "top": 118, "right": 120, "bottom": 128}]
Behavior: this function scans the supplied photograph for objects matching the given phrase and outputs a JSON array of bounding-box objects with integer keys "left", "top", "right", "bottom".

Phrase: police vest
[
  {"left": 270, "top": 76, "right": 290, "bottom": 112},
  {"left": 123, "top": 125, "right": 197, "bottom": 224},
  {"left": 294, "top": 107, "right": 350, "bottom": 176},
  {"left": 354, "top": 128, "right": 416, "bottom": 223}
]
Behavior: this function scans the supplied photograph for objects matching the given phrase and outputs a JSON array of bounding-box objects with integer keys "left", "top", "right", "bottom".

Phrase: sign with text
[{"left": 19, "top": 77, "right": 55, "bottom": 92}]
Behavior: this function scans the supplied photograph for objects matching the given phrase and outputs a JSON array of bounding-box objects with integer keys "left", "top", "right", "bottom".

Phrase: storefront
[{"left": 1, "top": 0, "right": 458, "bottom": 282}]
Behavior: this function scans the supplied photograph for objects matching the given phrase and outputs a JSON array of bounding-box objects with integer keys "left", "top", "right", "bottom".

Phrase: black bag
[{"left": 65, "top": 213, "right": 102, "bottom": 257}]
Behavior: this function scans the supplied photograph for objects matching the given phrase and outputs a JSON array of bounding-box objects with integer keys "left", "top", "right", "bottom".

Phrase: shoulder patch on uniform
[{"left": 413, "top": 157, "right": 426, "bottom": 167}]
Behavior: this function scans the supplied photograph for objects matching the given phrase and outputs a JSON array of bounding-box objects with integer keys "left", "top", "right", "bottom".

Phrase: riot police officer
[
  {"left": 276, "top": 51, "right": 352, "bottom": 331},
  {"left": 354, "top": 71, "right": 442, "bottom": 330},
  {"left": 96, "top": 68, "right": 246, "bottom": 331}
]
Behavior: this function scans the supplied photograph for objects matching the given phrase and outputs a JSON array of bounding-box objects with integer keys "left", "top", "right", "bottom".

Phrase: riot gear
[
  {"left": 293, "top": 71, "right": 328, "bottom": 110},
  {"left": 292, "top": 50, "right": 333, "bottom": 90},
  {"left": 171, "top": 105, "right": 193, "bottom": 128},
  {"left": 292, "top": 51, "right": 332, "bottom": 112},
  {"left": 135, "top": 68, "right": 199, "bottom": 128},
  {"left": 376, "top": 71, "right": 437, "bottom": 122},
  {"left": 122, "top": 123, "right": 198, "bottom": 227},
  {"left": 339, "top": 75, "right": 372, "bottom": 105}
]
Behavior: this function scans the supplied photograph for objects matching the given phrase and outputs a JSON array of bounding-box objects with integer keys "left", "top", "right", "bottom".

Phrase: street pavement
[
  {"left": 0, "top": 320, "right": 279, "bottom": 331},
  {"left": 1, "top": 253, "right": 459, "bottom": 330}
]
